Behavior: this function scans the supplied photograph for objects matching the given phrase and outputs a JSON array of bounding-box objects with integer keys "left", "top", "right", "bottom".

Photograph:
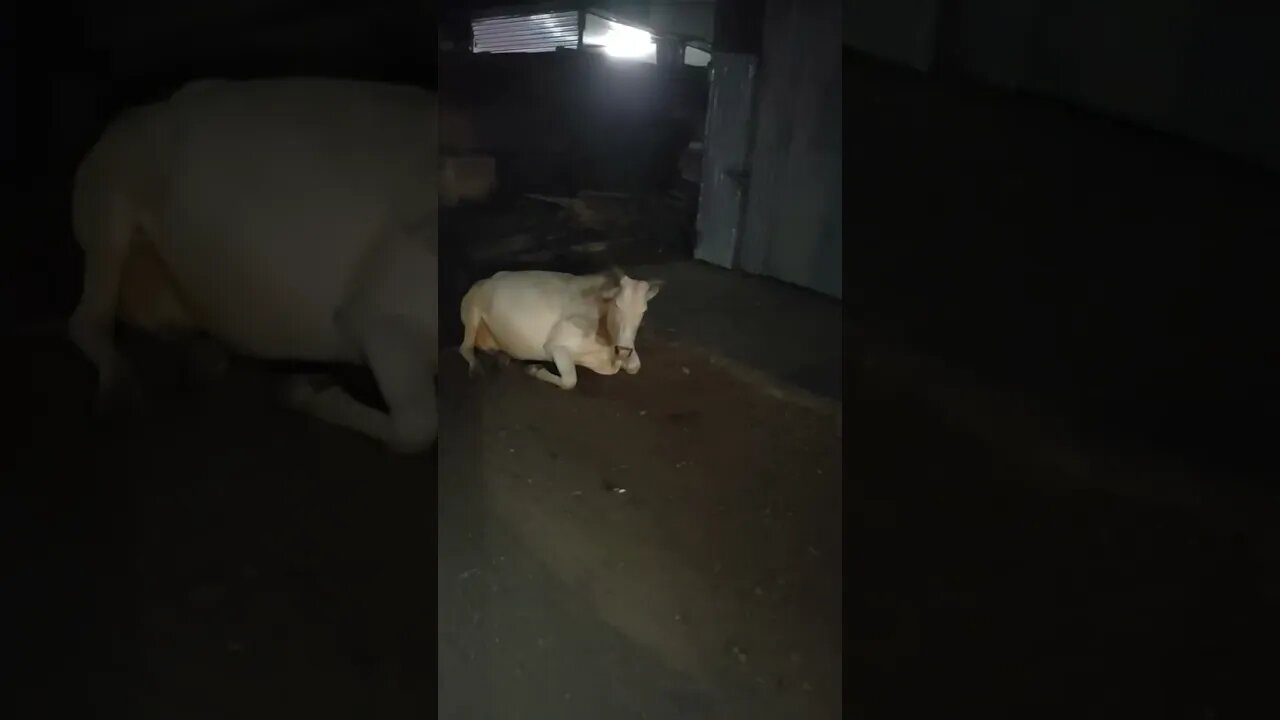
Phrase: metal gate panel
[{"left": 694, "top": 53, "right": 757, "bottom": 269}]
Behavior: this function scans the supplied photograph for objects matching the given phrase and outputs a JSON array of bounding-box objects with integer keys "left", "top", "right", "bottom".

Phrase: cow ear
[{"left": 645, "top": 279, "right": 664, "bottom": 301}]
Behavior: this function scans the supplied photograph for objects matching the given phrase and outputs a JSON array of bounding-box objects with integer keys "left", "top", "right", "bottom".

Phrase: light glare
[{"left": 600, "top": 27, "right": 655, "bottom": 59}]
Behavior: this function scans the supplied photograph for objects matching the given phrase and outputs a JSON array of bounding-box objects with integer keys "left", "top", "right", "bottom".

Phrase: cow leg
[
  {"left": 459, "top": 318, "right": 480, "bottom": 377},
  {"left": 69, "top": 241, "right": 131, "bottom": 409},
  {"left": 284, "top": 376, "right": 401, "bottom": 445},
  {"left": 526, "top": 344, "right": 578, "bottom": 390},
  {"left": 362, "top": 317, "right": 437, "bottom": 452},
  {"left": 287, "top": 315, "right": 436, "bottom": 453},
  {"left": 459, "top": 291, "right": 483, "bottom": 376},
  {"left": 623, "top": 349, "right": 641, "bottom": 375}
]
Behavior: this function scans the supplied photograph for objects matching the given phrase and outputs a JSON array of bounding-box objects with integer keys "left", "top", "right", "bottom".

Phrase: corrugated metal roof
[{"left": 472, "top": 11, "right": 580, "bottom": 54}]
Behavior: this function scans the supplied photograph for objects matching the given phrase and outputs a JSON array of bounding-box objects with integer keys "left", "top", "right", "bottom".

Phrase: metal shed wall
[
  {"left": 736, "top": 0, "right": 843, "bottom": 298},
  {"left": 472, "top": 11, "right": 580, "bottom": 54}
]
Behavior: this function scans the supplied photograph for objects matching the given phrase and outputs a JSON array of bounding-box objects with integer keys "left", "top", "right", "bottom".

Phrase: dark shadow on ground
[
  {"left": 11, "top": 335, "right": 437, "bottom": 718},
  {"left": 850, "top": 349, "right": 1280, "bottom": 717}
]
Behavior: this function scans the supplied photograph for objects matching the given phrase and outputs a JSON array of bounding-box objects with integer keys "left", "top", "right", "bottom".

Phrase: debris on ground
[
  {"left": 444, "top": 191, "right": 694, "bottom": 282},
  {"left": 466, "top": 232, "right": 539, "bottom": 264},
  {"left": 570, "top": 240, "right": 610, "bottom": 254}
]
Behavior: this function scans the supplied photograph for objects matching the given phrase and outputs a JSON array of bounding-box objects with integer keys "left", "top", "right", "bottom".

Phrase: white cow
[
  {"left": 68, "top": 78, "right": 439, "bottom": 453},
  {"left": 458, "top": 269, "right": 662, "bottom": 389}
]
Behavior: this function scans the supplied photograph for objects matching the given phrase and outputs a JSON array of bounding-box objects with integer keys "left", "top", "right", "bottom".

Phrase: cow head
[{"left": 600, "top": 269, "right": 663, "bottom": 365}]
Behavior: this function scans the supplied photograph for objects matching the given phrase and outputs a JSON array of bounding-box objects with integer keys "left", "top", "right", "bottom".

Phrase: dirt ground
[
  {"left": 10, "top": 289, "right": 843, "bottom": 719},
  {"left": 13, "top": 275, "right": 1279, "bottom": 717},
  {"left": 851, "top": 374, "right": 1280, "bottom": 718},
  {"left": 437, "top": 335, "right": 843, "bottom": 719}
]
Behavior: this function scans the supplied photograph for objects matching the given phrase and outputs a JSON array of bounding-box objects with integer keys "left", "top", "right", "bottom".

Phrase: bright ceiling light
[{"left": 599, "top": 27, "right": 655, "bottom": 59}]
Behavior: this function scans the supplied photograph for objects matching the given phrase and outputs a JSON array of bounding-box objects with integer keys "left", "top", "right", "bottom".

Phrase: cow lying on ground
[
  {"left": 67, "top": 78, "right": 439, "bottom": 453},
  {"left": 459, "top": 268, "right": 662, "bottom": 389}
]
